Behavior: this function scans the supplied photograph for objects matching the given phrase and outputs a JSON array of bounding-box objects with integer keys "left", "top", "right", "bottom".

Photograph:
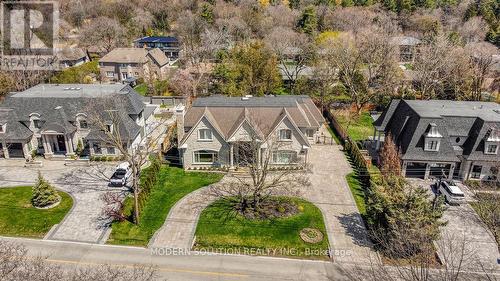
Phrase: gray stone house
[
  {"left": 99, "top": 48, "right": 170, "bottom": 82},
  {"left": 374, "top": 100, "right": 500, "bottom": 181},
  {"left": 176, "top": 95, "right": 324, "bottom": 169},
  {"left": 0, "top": 84, "right": 146, "bottom": 160}
]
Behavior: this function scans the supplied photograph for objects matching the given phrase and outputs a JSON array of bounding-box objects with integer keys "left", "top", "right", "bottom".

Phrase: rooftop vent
[
  {"left": 55, "top": 106, "right": 62, "bottom": 110},
  {"left": 241, "top": 97, "right": 250, "bottom": 101}
]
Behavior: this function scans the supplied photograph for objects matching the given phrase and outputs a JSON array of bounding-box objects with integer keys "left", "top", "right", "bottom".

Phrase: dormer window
[
  {"left": 424, "top": 123, "right": 441, "bottom": 152},
  {"left": 279, "top": 129, "right": 292, "bottom": 141},
  {"left": 486, "top": 144, "right": 498, "bottom": 154},
  {"left": 79, "top": 120, "right": 88, "bottom": 129},
  {"left": 105, "top": 124, "right": 113, "bottom": 133},
  {"left": 33, "top": 119, "right": 42, "bottom": 129},
  {"left": 485, "top": 128, "right": 499, "bottom": 155},
  {"left": 0, "top": 124, "right": 5, "bottom": 133},
  {"left": 198, "top": 129, "right": 212, "bottom": 141}
]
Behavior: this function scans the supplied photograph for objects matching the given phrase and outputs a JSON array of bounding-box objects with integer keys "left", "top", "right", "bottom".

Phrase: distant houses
[
  {"left": 56, "top": 48, "right": 90, "bottom": 69},
  {"left": 134, "top": 36, "right": 181, "bottom": 60},
  {"left": 390, "top": 36, "right": 422, "bottom": 64},
  {"left": 99, "top": 48, "right": 170, "bottom": 82}
]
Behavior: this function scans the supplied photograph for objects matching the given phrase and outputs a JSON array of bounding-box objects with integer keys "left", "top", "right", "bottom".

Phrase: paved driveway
[
  {"left": 150, "top": 138, "right": 375, "bottom": 264},
  {"left": 0, "top": 160, "right": 118, "bottom": 243},
  {"left": 408, "top": 178, "right": 499, "bottom": 271}
]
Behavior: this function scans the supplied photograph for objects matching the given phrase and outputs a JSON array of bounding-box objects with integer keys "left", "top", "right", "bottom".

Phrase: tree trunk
[{"left": 132, "top": 167, "right": 140, "bottom": 224}]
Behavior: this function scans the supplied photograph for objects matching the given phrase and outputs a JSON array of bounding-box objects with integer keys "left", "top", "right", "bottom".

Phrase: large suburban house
[
  {"left": 134, "top": 36, "right": 181, "bottom": 60},
  {"left": 0, "top": 84, "right": 146, "bottom": 160},
  {"left": 99, "top": 48, "right": 170, "bottom": 82},
  {"left": 374, "top": 100, "right": 500, "bottom": 181},
  {"left": 176, "top": 95, "right": 324, "bottom": 169}
]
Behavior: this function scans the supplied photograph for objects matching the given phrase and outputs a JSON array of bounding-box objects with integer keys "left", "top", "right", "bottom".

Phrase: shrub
[{"left": 32, "top": 172, "right": 60, "bottom": 208}]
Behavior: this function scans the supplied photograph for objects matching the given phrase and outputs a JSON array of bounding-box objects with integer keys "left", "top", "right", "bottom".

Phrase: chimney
[{"left": 175, "top": 104, "right": 186, "bottom": 143}]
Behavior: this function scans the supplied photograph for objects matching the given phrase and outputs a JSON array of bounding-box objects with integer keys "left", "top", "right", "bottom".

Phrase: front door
[
  {"left": 235, "top": 142, "right": 255, "bottom": 167},
  {"left": 55, "top": 135, "right": 66, "bottom": 153}
]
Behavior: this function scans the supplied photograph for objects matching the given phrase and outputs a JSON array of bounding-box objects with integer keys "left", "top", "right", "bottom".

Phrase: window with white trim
[
  {"left": 278, "top": 129, "right": 292, "bottom": 141},
  {"left": 486, "top": 143, "right": 498, "bottom": 154},
  {"left": 425, "top": 139, "right": 440, "bottom": 151},
  {"left": 106, "top": 71, "right": 115, "bottom": 77},
  {"left": 0, "top": 124, "right": 5, "bottom": 133},
  {"left": 194, "top": 150, "right": 218, "bottom": 163},
  {"left": 272, "top": 151, "right": 297, "bottom": 164},
  {"left": 198, "top": 129, "right": 213, "bottom": 141},
  {"left": 79, "top": 119, "right": 88, "bottom": 129}
]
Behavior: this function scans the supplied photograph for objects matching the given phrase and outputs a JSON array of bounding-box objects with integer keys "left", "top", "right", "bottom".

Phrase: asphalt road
[{"left": 1, "top": 236, "right": 348, "bottom": 281}]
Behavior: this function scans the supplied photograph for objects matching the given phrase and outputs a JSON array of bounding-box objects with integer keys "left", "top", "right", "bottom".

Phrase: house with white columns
[{"left": 0, "top": 84, "right": 146, "bottom": 160}]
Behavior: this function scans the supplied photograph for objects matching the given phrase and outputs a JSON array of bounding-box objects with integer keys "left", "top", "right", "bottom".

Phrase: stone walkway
[
  {"left": 150, "top": 135, "right": 375, "bottom": 264},
  {"left": 0, "top": 160, "right": 117, "bottom": 243}
]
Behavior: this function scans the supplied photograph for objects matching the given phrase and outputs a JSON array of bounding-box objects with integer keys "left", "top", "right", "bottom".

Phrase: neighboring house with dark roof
[
  {"left": 99, "top": 48, "right": 170, "bottom": 82},
  {"left": 176, "top": 95, "right": 324, "bottom": 169},
  {"left": 134, "top": 36, "right": 181, "bottom": 59},
  {"left": 374, "top": 100, "right": 500, "bottom": 181},
  {"left": 56, "top": 48, "right": 90, "bottom": 69},
  {"left": 390, "top": 36, "right": 422, "bottom": 63},
  {"left": 0, "top": 84, "right": 146, "bottom": 160}
]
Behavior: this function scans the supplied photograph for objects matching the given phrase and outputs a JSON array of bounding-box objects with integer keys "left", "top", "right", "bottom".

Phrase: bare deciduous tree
[
  {"left": 88, "top": 100, "right": 173, "bottom": 224},
  {"left": 0, "top": 240, "right": 158, "bottom": 281},
  {"left": 79, "top": 17, "right": 128, "bottom": 53},
  {"left": 205, "top": 123, "right": 310, "bottom": 218},
  {"left": 464, "top": 42, "right": 498, "bottom": 101}
]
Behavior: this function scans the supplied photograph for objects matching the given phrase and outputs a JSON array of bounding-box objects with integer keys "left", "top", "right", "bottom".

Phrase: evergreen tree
[
  {"left": 199, "top": 3, "right": 214, "bottom": 24},
  {"left": 289, "top": 0, "right": 301, "bottom": 9},
  {"left": 32, "top": 172, "right": 60, "bottom": 208},
  {"left": 383, "top": 0, "right": 398, "bottom": 12},
  {"left": 297, "top": 6, "right": 318, "bottom": 35}
]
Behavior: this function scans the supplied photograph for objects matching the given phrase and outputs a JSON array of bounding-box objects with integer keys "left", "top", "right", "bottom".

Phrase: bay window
[{"left": 272, "top": 151, "right": 297, "bottom": 164}]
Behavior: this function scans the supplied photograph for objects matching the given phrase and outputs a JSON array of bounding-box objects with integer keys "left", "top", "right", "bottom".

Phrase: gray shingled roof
[
  {"left": 0, "top": 84, "right": 145, "bottom": 142},
  {"left": 183, "top": 95, "right": 324, "bottom": 143},
  {"left": 377, "top": 99, "right": 500, "bottom": 163}
]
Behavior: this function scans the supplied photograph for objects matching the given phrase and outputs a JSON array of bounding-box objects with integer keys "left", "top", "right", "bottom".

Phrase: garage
[
  {"left": 7, "top": 143, "right": 25, "bottom": 158},
  {"left": 429, "top": 163, "right": 451, "bottom": 179},
  {"left": 405, "top": 162, "right": 426, "bottom": 179}
]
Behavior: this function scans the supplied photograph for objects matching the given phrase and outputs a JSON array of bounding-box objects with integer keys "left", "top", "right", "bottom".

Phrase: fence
[{"left": 323, "top": 109, "right": 374, "bottom": 189}]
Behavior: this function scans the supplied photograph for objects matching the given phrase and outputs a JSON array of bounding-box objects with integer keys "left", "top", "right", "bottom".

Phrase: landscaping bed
[
  {"left": 0, "top": 186, "right": 73, "bottom": 238},
  {"left": 194, "top": 198, "right": 330, "bottom": 259},
  {"left": 107, "top": 166, "right": 223, "bottom": 246}
]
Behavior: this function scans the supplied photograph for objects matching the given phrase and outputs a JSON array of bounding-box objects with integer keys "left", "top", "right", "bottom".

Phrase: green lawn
[
  {"left": 194, "top": 198, "right": 330, "bottom": 259},
  {"left": 50, "top": 61, "right": 99, "bottom": 84},
  {"left": 0, "top": 186, "right": 73, "bottom": 238},
  {"left": 133, "top": 83, "right": 148, "bottom": 96},
  {"left": 335, "top": 111, "right": 374, "bottom": 141},
  {"left": 345, "top": 173, "right": 366, "bottom": 216},
  {"left": 108, "top": 167, "right": 224, "bottom": 246}
]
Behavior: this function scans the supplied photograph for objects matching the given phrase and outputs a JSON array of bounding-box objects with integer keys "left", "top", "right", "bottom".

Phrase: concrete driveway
[
  {"left": 0, "top": 160, "right": 119, "bottom": 243},
  {"left": 408, "top": 178, "right": 499, "bottom": 271}
]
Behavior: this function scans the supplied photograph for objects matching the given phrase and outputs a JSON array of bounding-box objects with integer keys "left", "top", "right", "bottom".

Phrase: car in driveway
[
  {"left": 109, "top": 162, "right": 132, "bottom": 186},
  {"left": 438, "top": 180, "right": 465, "bottom": 205}
]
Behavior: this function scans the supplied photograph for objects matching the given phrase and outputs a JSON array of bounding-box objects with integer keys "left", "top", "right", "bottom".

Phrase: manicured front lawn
[
  {"left": 335, "top": 111, "right": 374, "bottom": 141},
  {"left": 194, "top": 198, "right": 330, "bottom": 259},
  {"left": 108, "top": 167, "right": 223, "bottom": 246},
  {"left": 346, "top": 173, "right": 366, "bottom": 216},
  {"left": 133, "top": 83, "right": 148, "bottom": 96},
  {"left": 0, "top": 186, "right": 73, "bottom": 238}
]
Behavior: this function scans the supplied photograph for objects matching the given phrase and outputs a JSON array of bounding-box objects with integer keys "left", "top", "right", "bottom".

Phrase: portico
[{"left": 40, "top": 131, "right": 75, "bottom": 158}]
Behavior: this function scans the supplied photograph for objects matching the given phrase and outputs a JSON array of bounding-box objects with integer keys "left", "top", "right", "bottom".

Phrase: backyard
[
  {"left": 194, "top": 198, "right": 330, "bottom": 259},
  {"left": 107, "top": 166, "right": 223, "bottom": 246},
  {"left": 334, "top": 110, "right": 375, "bottom": 141},
  {"left": 0, "top": 186, "right": 73, "bottom": 238}
]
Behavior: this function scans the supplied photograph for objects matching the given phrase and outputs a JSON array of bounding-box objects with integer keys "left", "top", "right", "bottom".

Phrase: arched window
[
  {"left": 76, "top": 114, "right": 88, "bottom": 129},
  {"left": 29, "top": 113, "right": 42, "bottom": 129},
  {"left": 194, "top": 150, "right": 218, "bottom": 163}
]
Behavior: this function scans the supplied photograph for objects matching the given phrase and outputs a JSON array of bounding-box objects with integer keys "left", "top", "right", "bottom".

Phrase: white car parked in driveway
[
  {"left": 109, "top": 162, "right": 132, "bottom": 186},
  {"left": 438, "top": 180, "right": 465, "bottom": 205}
]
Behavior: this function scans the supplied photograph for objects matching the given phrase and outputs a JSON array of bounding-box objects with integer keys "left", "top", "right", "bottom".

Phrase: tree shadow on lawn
[{"left": 338, "top": 212, "right": 372, "bottom": 248}]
